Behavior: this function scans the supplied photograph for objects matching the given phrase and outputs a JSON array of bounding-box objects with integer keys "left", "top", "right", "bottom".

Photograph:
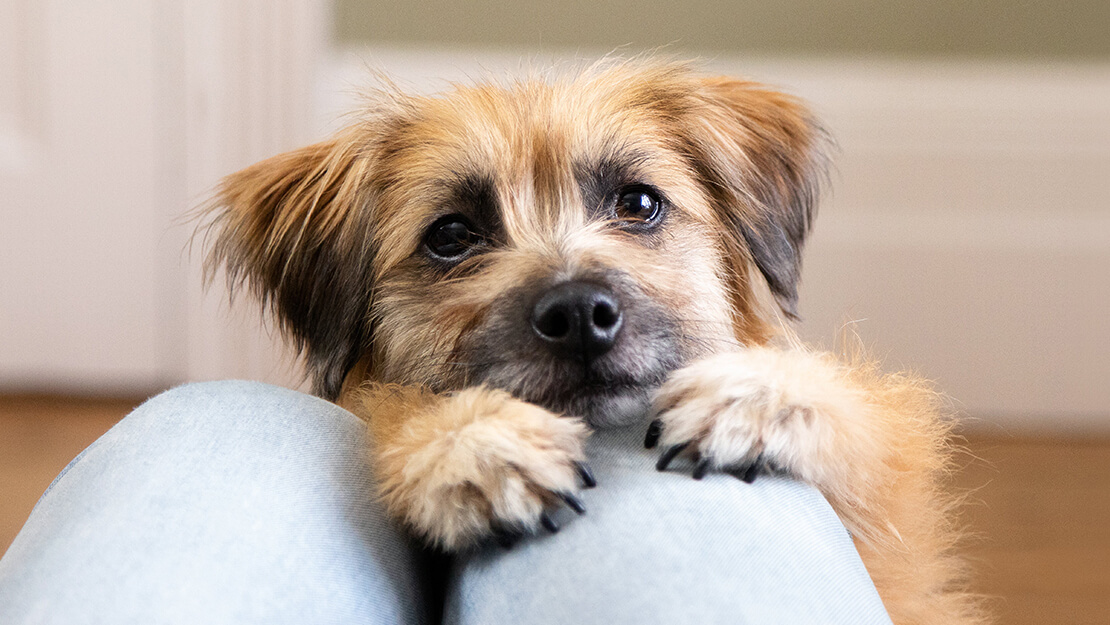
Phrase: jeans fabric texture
[{"left": 0, "top": 381, "right": 892, "bottom": 624}]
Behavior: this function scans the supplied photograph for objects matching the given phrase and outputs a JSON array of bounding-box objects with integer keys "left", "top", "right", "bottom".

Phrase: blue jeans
[{"left": 0, "top": 381, "right": 891, "bottom": 624}]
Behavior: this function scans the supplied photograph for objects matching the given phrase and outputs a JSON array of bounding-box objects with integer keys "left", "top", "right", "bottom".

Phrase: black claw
[
  {"left": 644, "top": 419, "right": 663, "bottom": 449},
  {"left": 575, "top": 461, "right": 597, "bottom": 489},
  {"left": 540, "top": 512, "right": 560, "bottom": 534},
  {"left": 739, "top": 461, "right": 761, "bottom": 484},
  {"left": 558, "top": 492, "right": 587, "bottom": 515},
  {"left": 656, "top": 442, "right": 689, "bottom": 472},
  {"left": 692, "top": 457, "right": 712, "bottom": 480}
]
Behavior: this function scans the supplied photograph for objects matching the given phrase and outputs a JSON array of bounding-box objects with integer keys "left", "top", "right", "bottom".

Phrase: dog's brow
[{"left": 446, "top": 174, "right": 502, "bottom": 235}]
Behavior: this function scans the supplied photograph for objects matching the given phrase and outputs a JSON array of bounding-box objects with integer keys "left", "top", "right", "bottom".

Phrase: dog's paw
[
  {"left": 646, "top": 347, "right": 848, "bottom": 483},
  {"left": 375, "top": 387, "right": 594, "bottom": 550}
]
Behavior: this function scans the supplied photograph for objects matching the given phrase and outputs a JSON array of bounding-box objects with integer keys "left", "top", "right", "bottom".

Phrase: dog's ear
[
  {"left": 205, "top": 129, "right": 376, "bottom": 400},
  {"left": 683, "top": 77, "right": 830, "bottom": 319}
]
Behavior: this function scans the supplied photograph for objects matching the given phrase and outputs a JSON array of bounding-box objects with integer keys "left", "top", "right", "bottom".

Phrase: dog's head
[{"left": 206, "top": 61, "right": 828, "bottom": 427}]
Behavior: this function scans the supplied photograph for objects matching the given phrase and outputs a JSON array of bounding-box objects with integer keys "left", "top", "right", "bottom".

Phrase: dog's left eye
[
  {"left": 614, "top": 186, "right": 663, "bottom": 224},
  {"left": 425, "top": 214, "right": 484, "bottom": 259}
]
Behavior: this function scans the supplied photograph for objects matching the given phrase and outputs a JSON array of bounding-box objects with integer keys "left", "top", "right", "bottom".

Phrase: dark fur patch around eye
[
  {"left": 450, "top": 174, "right": 502, "bottom": 235},
  {"left": 421, "top": 174, "right": 504, "bottom": 273},
  {"left": 574, "top": 153, "right": 655, "bottom": 222},
  {"left": 428, "top": 174, "right": 502, "bottom": 248}
]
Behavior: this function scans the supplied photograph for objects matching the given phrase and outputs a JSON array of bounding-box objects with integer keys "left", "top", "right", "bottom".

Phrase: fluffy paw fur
[
  {"left": 362, "top": 385, "right": 591, "bottom": 550},
  {"left": 649, "top": 347, "right": 864, "bottom": 485}
]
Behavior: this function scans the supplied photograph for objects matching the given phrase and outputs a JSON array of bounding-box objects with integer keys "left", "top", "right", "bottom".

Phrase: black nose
[{"left": 531, "top": 281, "right": 623, "bottom": 359}]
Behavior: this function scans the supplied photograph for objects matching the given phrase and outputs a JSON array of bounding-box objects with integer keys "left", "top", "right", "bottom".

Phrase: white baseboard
[{"left": 317, "top": 47, "right": 1110, "bottom": 433}]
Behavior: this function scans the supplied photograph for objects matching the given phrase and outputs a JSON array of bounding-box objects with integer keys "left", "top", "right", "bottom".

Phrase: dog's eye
[
  {"left": 614, "top": 186, "right": 663, "bottom": 224},
  {"left": 425, "top": 215, "right": 483, "bottom": 259}
]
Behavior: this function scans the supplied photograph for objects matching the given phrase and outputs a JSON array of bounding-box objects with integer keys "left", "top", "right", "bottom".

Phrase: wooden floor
[
  {"left": 0, "top": 395, "right": 140, "bottom": 554},
  {"left": 1, "top": 395, "right": 1108, "bottom": 624},
  {"left": 951, "top": 433, "right": 1110, "bottom": 625}
]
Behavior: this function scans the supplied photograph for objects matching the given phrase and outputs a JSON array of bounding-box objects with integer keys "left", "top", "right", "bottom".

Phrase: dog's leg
[
  {"left": 648, "top": 347, "right": 983, "bottom": 625},
  {"left": 354, "top": 384, "right": 594, "bottom": 551}
]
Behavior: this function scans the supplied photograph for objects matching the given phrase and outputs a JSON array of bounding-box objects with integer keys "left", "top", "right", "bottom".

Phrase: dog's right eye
[{"left": 424, "top": 215, "right": 483, "bottom": 259}]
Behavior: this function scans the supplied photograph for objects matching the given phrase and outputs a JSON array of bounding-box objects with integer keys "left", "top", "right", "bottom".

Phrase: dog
[{"left": 204, "top": 59, "right": 983, "bottom": 624}]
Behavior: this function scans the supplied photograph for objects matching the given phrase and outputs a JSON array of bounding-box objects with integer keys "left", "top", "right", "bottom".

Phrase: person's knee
[
  {"left": 132, "top": 380, "right": 351, "bottom": 434},
  {"left": 141, "top": 379, "right": 310, "bottom": 416},
  {"left": 448, "top": 434, "right": 884, "bottom": 625},
  {"left": 1, "top": 381, "right": 426, "bottom": 625},
  {"left": 48, "top": 378, "right": 370, "bottom": 514}
]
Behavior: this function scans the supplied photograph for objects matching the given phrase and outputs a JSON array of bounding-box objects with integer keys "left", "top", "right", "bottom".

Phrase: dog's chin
[
  {"left": 504, "top": 380, "right": 656, "bottom": 429},
  {"left": 560, "top": 386, "right": 654, "bottom": 429},
  {"left": 467, "top": 364, "right": 658, "bottom": 428}
]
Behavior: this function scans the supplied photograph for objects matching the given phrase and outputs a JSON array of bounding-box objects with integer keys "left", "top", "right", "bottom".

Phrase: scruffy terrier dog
[{"left": 206, "top": 61, "right": 982, "bottom": 624}]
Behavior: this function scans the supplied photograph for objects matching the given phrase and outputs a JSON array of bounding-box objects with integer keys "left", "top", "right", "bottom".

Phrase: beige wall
[{"left": 335, "top": 0, "right": 1110, "bottom": 59}]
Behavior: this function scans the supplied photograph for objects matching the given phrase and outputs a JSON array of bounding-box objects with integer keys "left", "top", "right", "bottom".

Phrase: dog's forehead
[
  {"left": 397, "top": 77, "right": 676, "bottom": 177},
  {"left": 369, "top": 72, "right": 705, "bottom": 262}
]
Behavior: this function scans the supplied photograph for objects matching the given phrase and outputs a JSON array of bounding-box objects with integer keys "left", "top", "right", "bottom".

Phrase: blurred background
[{"left": 1, "top": 1, "right": 1108, "bottom": 623}]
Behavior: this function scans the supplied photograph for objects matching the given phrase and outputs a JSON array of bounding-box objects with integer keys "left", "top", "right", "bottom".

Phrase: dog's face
[{"left": 208, "top": 62, "right": 827, "bottom": 427}]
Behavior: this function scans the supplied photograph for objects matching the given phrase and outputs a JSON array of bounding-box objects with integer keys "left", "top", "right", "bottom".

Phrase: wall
[
  {"left": 335, "top": 0, "right": 1110, "bottom": 60},
  {"left": 0, "top": 1, "right": 327, "bottom": 396}
]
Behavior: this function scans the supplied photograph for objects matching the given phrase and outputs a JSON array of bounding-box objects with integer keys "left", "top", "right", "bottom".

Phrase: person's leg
[
  {"left": 446, "top": 424, "right": 892, "bottom": 625},
  {"left": 0, "top": 381, "right": 428, "bottom": 625}
]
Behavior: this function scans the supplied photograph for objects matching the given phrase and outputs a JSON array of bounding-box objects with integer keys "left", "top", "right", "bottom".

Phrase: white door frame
[{"left": 0, "top": 1, "right": 327, "bottom": 395}]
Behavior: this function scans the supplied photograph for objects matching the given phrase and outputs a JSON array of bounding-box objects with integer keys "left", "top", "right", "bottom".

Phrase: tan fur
[
  {"left": 204, "top": 58, "right": 985, "bottom": 624},
  {"left": 359, "top": 384, "right": 588, "bottom": 549}
]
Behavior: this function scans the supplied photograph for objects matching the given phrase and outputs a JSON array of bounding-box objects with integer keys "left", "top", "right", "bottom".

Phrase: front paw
[
  {"left": 375, "top": 387, "right": 594, "bottom": 550},
  {"left": 646, "top": 348, "right": 839, "bottom": 483}
]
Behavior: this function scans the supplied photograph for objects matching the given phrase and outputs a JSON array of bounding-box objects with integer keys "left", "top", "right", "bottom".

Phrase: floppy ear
[
  {"left": 205, "top": 129, "right": 376, "bottom": 400},
  {"left": 684, "top": 77, "right": 830, "bottom": 319}
]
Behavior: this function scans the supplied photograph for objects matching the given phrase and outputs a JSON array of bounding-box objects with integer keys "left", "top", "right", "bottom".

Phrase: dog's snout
[{"left": 531, "top": 281, "right": 623, "bottom": 359}]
